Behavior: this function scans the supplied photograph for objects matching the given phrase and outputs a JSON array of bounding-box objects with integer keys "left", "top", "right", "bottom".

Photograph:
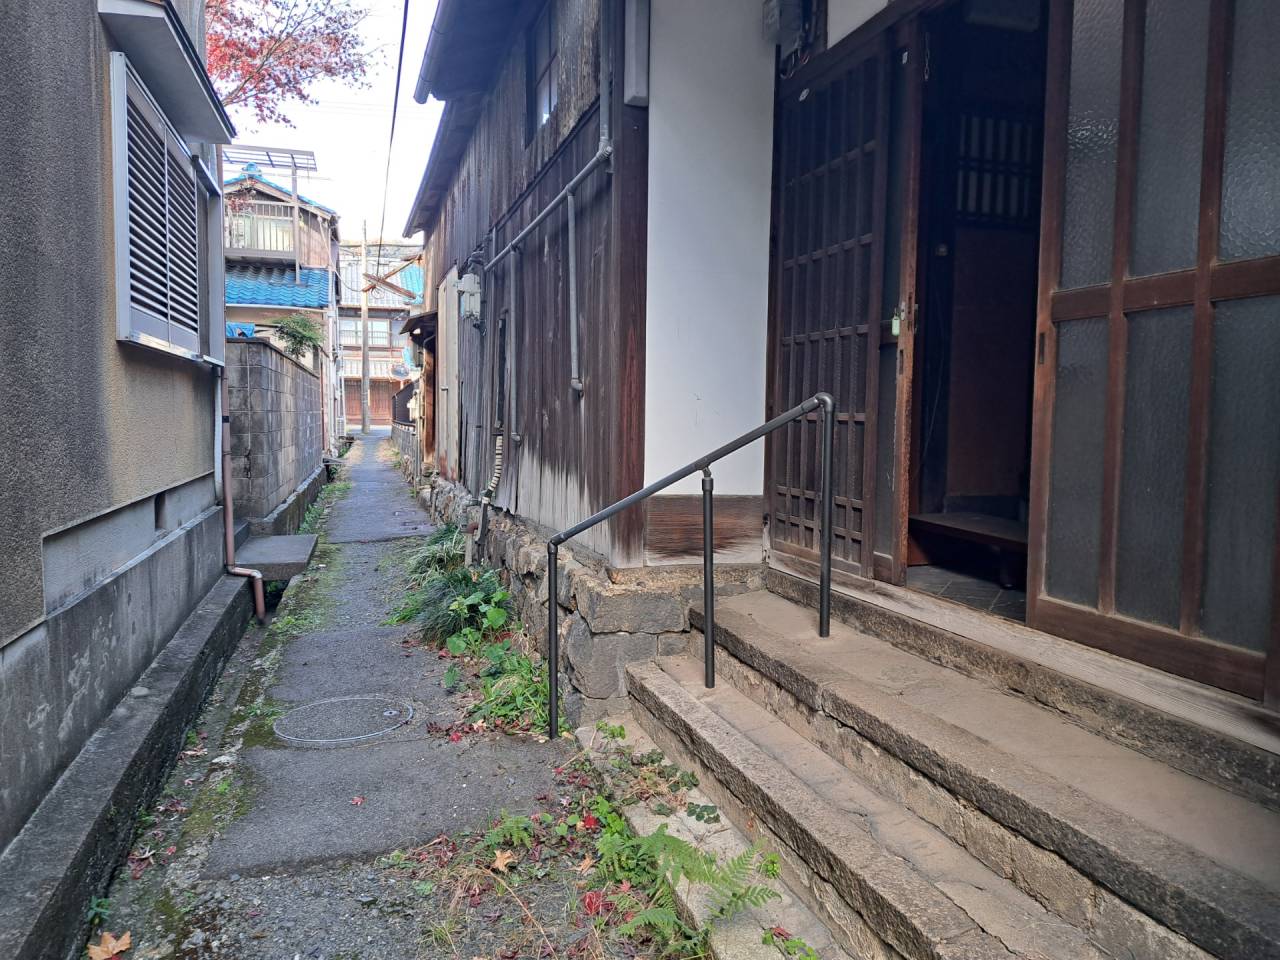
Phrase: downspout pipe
[{"left": 217, "top": 367, "right": 267, "bottom": 623}]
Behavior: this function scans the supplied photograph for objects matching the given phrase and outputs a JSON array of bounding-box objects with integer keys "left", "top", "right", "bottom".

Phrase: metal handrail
[{"left": 545, "top": 392, "right": 835, "bottom": 736}]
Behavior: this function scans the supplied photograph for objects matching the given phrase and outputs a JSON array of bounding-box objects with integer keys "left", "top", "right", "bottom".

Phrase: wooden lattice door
[{"left": 767, "top": 38, "right": 890, "bottom": 580}]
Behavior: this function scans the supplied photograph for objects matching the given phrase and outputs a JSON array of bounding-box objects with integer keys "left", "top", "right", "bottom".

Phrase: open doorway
[{"left": 903, "top": 0, "right": 1048, "bottom": 621}]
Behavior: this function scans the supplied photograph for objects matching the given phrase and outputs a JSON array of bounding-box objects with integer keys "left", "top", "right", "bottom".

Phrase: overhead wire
[{"left": 374, "top": 0, "right": 413, "bottom": 270}]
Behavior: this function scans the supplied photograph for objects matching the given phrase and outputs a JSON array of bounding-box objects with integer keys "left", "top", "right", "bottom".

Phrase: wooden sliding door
[
  {"left": 767, "top": 35, "right": 891, "bottom": 581},
  {"left": 1028, "top": 0, "right": 1280, "bottom": 700}
]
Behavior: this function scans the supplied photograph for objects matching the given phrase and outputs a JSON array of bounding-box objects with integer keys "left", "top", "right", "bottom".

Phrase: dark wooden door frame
[
  {"left": 1027, "top": 0, "right": 1280, "bottom": 702},
  {"left": 884, "top": 15, "right": 926, "bottom": 586}
]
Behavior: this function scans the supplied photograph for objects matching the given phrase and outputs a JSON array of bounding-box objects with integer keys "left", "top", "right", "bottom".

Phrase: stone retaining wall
[
  {"left": 421, "top": 477, "right": 765, "bottom": 722},
  {"left": 226, "top": 338, "right": 323, "bottom": 526}
]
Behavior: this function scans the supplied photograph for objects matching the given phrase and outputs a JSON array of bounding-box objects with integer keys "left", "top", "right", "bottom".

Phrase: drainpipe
[{"left": 217, "top": 367, "right": 267, "bottom": 623}]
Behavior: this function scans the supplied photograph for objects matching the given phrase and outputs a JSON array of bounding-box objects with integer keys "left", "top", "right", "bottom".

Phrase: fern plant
[{"left": 589, "top": 795, "right": 780, "bottom": 956}]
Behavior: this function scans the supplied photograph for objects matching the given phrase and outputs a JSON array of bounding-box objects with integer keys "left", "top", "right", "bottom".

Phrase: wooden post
[{"left": 361, "top": 223, "right": 371, "bottom": 434}]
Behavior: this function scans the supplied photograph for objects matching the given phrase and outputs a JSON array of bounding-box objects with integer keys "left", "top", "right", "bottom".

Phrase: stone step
[
  {"left": 686, "top": 590, "right": 1280, "bottom": 960},
  {"left": 764, "top": 568, "right": 1280, "bottom": 810},
  {"left": 628, "top": 660, "right": 1081, "bottom": 960},
  {"left": 236, "top": 533, "right": 318, "bottom": 581},
  {"left": 576, "top": 718, "right": 856, "bottom": 960}
]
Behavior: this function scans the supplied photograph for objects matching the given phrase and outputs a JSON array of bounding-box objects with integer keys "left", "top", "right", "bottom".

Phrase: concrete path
[{"left": 102, "top": 433, "right": 570, "bottom": 959}]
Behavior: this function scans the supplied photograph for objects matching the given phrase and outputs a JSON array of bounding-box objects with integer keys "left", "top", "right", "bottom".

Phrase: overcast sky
[{"left": 223, "top": 0, "right": 443, "bottom": 245}]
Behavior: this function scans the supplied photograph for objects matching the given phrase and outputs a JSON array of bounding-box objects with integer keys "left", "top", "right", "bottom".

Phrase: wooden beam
[
  {"left": 1096, "top": 0, "right": 1145, "bottom": 615},
  {"left": 1178, "top": 0, "right": 1230, "bottom": 635}
]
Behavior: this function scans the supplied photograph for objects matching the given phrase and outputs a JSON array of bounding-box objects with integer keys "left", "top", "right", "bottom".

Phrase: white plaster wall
[
  {"left": 644, "top": 0, "right": 775, "bottom": 494},
  {"left": 828, "top": 0, "right": 889, "bottom": 47}
]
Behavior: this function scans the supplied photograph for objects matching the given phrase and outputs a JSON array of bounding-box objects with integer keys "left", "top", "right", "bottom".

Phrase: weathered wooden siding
[{"left": 420, "top": 0, "right": 647, "bottom": 564}]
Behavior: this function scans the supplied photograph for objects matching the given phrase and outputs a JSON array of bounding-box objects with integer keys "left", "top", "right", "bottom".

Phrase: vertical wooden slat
[
  {"left": 1026, "top": 0, "right": 1073, "bottom": 624},
  {"left": 1268, "top": 476, "right": 1280, "bottom": 707},
  {"left": 1096, "top": 0, "right": 1145, "bottom": 614},
  {"left": 1178, "top": 0, "right": 1231, "bottom": 635},
  {"left": 889, "top": 18, "right": 925, "bottom": 584},
  {"left": 860, "top": 38, "right": 891, "bottom": 574}
]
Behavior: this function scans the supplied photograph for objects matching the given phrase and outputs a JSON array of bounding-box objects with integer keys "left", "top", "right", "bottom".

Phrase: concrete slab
[
  {"left": 238, "top": 533, "right": 318, "bottom": 580},
  {"left": 203, "top": 734, "right": 564, "bottom": 877}
]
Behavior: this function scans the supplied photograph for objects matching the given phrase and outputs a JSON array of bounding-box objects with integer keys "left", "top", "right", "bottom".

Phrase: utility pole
[{"left": 361, "top": 223, "right": 371, "bottom": 434}]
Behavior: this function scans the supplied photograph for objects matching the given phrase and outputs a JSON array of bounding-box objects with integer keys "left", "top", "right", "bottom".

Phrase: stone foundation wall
[{"left": 420, "top": 477, "right": 765, "bottom": 722}]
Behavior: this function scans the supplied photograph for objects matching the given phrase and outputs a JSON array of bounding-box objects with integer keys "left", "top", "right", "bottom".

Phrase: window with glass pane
[
  {"left": 339, "top": 319, "right": 359, "bottom": 345},
  {"left": 369, "top": 321, "right": 390, "bottom": 347},
  {"left": 528, "top": 1, "right": 557, "bottom": 135}
]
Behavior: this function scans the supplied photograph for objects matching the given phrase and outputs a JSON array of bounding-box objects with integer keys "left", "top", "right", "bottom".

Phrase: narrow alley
[{"left": 102, "top": 435, "right": 571, "bottom": 957}]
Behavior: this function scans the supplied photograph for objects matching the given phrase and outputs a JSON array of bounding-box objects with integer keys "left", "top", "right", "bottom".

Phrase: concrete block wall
[
  {"left": 226, "top": 339, "right": 323, "bottom": 524},
  {"left": 423, "top": 477, "right": 764, "bottom": 722}
]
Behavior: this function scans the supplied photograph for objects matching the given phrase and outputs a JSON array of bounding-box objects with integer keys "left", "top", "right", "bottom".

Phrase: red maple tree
[{"left": 205, "top": 0, "right": 373, "bottom": 126}]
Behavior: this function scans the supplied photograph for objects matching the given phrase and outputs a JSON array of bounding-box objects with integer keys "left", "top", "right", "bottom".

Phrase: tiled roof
[
  {"left": 399, "top": 264, "right": 425, "bottom": 303},
  {"left": 225, "top": 264, "right": 331, "bottom": 309},
  {"left": 222, "top": 168, "right": 336, "bottom": 215}
]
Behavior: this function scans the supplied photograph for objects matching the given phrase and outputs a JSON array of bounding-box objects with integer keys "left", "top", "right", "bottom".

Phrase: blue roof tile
[{"left": 225, "top": 264, "right": 331, "bottom": 309}]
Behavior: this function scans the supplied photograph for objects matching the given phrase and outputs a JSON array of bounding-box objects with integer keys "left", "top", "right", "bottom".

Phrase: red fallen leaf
[
  {"left": 581, "top": 890, "right": 607, "bottom": 916},
  {"left": 448, "top": 731, "right": 462, "bottom": 743},
  {"left": 580, "top": 812, "right": 600, "bottom": 831},
  {"left": 164, "top": 845, "right": 177, "bottom": 856},
  {"left": 770, "top": 926, "right": 792, "bottom": 940},
  {"left": 351, "top": 796, "right": 366, "bottom": 806}
]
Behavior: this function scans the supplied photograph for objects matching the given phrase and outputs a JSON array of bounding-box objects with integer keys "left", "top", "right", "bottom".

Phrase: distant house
[
  {"left": 224, "top": 164, "right": 344, "bottom": 449},
  {"left": 337, "top": 242, "right": 423, "bottom": 426}
]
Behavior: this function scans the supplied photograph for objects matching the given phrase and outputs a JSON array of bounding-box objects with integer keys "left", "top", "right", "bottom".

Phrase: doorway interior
[{"left": 903, "top": 0, "right": 1048, "bottom": 621}]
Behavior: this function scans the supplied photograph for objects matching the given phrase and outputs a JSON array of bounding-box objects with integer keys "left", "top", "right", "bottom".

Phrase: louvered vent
[{"left": 124, "top": 73, "right": 201, "bottom": 344}]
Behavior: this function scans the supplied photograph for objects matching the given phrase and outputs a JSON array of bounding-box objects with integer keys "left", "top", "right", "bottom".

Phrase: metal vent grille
[{"left": 125, "top": 74, "right": 200, "bottom": 341}]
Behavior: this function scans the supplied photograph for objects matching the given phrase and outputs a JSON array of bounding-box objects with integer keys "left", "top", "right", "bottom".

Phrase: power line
[{"left": 376, "top": 0, "right": 413, "bottom": 261}]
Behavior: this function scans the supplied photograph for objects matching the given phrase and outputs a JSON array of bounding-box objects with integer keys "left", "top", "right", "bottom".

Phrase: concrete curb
[{"left": 0, "top": 576, "right": 251, "bottom": 960}]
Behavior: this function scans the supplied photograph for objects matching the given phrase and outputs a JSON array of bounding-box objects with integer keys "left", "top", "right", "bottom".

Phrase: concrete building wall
[
  {"left": 226, "top": 339, "right": 324, "bottom": 529},
  {"left": 643, "top": 0, "right": 776, "bottom": 496},
  {"left": 0, "top": 2, "right": 223, "bottom": 851}
]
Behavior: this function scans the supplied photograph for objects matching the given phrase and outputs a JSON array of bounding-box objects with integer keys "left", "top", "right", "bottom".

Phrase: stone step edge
[
  {"left": 763, "top": 568, "right": 1280, "bottom": 813},
  {"left": 575, "top": 718, "right": 856, "bottom": 960},
  {"left": 690, "top": 604, "right": 1279, "bottom": 960},
  {"left": 626, "top": 661, "right": 1021, "bottom": 960}
]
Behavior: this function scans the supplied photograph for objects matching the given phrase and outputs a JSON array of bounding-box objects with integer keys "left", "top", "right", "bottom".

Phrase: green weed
[{"left": 86, "top": 897, "right": 111, "bottom": 926}]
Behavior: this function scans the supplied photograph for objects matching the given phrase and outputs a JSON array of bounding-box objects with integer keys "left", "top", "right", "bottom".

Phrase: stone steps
[
  {"left": 630, "top": 657, "right": 1121, "bottom": 960},
  {"left": 656, "top": 590, "right": 1280, "bottom": 960},
  {"left": 577, "top": 719, "right": 856, "bottom": 960}
]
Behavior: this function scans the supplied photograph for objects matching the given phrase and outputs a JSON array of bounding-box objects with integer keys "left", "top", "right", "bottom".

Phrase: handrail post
[
  {"left": 702, "top": 468, "right": 715, "bottom": 688},
  {"left": 547, "top": 541, "right": 559, "bottom": 738},
  {"left": 818, "top": 392, "right": 834, "bottom": 637}
]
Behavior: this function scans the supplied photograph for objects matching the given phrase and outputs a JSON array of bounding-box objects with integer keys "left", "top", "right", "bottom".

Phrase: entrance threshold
[{"left": 762, "top": 563, "right": 1280, "bottom": 808}]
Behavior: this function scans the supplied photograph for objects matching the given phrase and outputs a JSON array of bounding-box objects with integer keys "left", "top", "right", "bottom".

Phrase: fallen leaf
[
  {"left": 492, "top": 849, "right": 517, "bottom": 873},
  {"left": 449, "top": 730, "right": 462, "bottom": 743},
  {"left": 351, "top": 796, "right": 366, "bottom": 806},
  {"left": 575, "top": 855, "right": 596, "bottom": 875},
  {"left": 87, "top": 930, "right": 132, "bottom": 959}
]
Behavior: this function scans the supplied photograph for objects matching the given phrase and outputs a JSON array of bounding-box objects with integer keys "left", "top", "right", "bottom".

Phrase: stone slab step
[
  {"left": 627, "top": 660, "right": 1044, "bottom": 960},
  {"left": 765, "top": 568, "right": 1280, "bottom": 811},
  {"left": 691, "top": 591, "right": 1280, "bottom": 960},
  {"left": 237, "top": 533, "right": 318, "bottom": 580},
  {"left": 577, "top": 718, "right": 854, "bottom": 960}
]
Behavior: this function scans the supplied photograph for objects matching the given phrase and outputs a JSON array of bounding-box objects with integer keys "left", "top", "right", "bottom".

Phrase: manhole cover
[{"left": 273, "top": 696, "right": 414, "bottom": 745}]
